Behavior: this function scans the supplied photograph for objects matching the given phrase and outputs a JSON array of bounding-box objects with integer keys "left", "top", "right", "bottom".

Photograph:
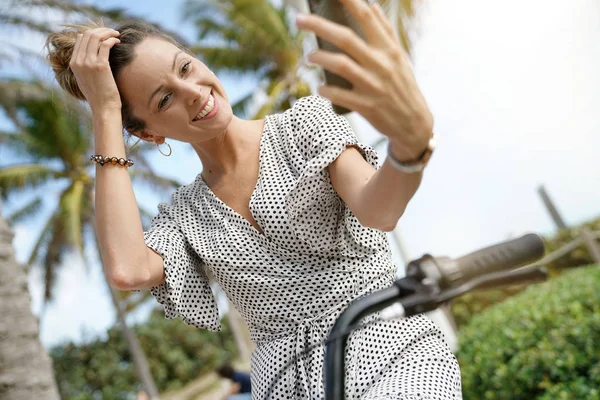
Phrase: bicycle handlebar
[
  {"left": 407, "top": 233, "right": 546, "bottom": 290},
  {"left": 324, "top": 233, "right": 547, "bottom": 400},
  {"left": 453, "top": 233, "right": 545, "bottom": 284}
]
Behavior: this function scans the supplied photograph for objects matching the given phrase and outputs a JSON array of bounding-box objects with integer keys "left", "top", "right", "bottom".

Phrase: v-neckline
[{"left": 197, "top": 116, "right": 269, "bottom": 236}]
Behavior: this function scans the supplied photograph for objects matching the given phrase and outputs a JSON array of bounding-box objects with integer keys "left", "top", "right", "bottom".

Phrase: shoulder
[
  {"left": 280, "top": 95, "right": 336, "bottom": 128},
  {"left": 268, "top": 95, "right": 354, "bottom": 161},
  {"left": 288, "top": 94, "right": 332, "bottom": 114}
]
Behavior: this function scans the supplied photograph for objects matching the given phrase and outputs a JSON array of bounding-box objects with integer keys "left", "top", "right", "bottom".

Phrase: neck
[{"left": 191, "top": 116, "right": 264, "bottom": 178}]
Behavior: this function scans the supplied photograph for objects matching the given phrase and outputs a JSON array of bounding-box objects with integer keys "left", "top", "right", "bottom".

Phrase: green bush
[
  {"left": 456, "top": 264, "right": 600, "bottom": 400},
  {"left": 51, "top": 308, "right": 237, "bottom": 399}
]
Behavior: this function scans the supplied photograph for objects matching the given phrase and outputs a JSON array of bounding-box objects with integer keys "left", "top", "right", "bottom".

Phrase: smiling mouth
[{"left": 192, "top": 90, "right": 215, "bottom": 121}]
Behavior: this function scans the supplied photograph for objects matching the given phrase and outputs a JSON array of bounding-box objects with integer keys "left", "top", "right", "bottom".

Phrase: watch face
[{"left": 429, "top": 134, "right": 438, "bottom": 151}]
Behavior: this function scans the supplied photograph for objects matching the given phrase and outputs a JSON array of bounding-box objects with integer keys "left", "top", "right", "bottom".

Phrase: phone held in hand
[{"left": 307, "top": 0, "right": 370, "bottom": 114}]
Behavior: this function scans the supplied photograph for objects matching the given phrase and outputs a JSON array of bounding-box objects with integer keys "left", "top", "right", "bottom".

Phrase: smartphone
[{"left": 307, "top": 0, "right": 370, "bottom": 114}]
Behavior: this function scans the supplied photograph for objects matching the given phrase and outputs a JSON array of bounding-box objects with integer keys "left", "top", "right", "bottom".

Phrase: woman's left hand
[{"left": 296, "top": 0, "right": 433, "bottom": 160}]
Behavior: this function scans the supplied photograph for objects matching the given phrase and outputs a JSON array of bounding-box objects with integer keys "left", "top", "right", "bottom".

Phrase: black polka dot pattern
[{"left": 144, "top": 96, "right": 462, "bottom": 399}]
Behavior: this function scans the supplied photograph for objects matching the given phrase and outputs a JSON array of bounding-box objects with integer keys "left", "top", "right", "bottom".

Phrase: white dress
[{"left": 144, "top": 95, "right": 462, "bottom": 399}]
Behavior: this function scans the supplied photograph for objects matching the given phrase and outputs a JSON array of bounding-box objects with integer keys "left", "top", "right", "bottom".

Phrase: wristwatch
[{"left": 386, "top": 133, "right": 437, "bottom": 173}]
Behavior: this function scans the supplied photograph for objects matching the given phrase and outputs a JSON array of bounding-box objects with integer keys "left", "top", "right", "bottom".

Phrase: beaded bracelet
[{"left": 90, "top": 155, "right": 134, "bottom": 168}]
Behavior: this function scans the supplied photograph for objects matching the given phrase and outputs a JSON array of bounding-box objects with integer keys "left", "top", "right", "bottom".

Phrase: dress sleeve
[
  {"left": 283, "top": 95, "right": 386, "bottom": 255},
  {"left": 144, "top": 194, "right": 221, "bottom": 331}
]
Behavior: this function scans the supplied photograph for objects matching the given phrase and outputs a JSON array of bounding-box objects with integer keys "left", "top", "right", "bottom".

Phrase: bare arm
[
  {"left": 69, "top": 28, "right": 164, "bottom": 290},
  {"left": 93, "top": 110, "right": 165, "bottom": 290},
  {"left": 329, "top": 146, "right": 422, "bottom": 232},
  {"left": 297, "top": 0, "right": 436, "bottom": 232}
]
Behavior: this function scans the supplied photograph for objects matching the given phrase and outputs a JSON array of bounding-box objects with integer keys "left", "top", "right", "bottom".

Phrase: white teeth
[{"left": 194, "top": 94, "right": 215, "bottom": 120}]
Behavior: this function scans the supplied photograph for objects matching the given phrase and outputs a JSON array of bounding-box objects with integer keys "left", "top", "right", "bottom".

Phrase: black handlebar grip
[{"left": 454, "top": 233, "right": 545, "bottom": 281}]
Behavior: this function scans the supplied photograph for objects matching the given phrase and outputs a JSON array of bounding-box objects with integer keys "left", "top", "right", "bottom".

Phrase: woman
[{"left": 46, "top": 0, "right": 461, "bottom": 398}]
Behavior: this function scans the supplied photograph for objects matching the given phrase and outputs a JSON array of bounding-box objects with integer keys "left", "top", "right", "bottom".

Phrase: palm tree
[
  {"left": 0, "top": 196, "right": 60, "bottom": 400},
  {"left": 0, "top": 79, "right": 181, "bottom": 399}
]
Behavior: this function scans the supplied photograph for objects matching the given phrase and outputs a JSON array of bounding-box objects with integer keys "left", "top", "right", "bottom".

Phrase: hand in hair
[{"left": 68, "top": 28, "right": 122, "bottom": 112}]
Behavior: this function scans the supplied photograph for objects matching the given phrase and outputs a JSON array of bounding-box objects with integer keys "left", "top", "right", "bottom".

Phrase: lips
[
  {"left": 192, "top": 92, "right": 215, "bottom": 121},
  {"left": 192, "top": 90, "right": 217, "bottom": 122}
]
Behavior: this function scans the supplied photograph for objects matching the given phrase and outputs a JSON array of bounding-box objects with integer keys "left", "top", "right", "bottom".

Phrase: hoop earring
[{"left": 157, "top": 142, "right": 172, "bottom": 157}]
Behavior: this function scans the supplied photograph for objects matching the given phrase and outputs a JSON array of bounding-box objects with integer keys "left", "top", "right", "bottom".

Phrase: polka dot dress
[{"left": 144, "top": 96, "right": 462, "bottom": 399}]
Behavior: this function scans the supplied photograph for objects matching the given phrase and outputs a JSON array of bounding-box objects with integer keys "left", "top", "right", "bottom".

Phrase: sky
[{"left": 3, "top": 0, "right": 600, "bottom": 348}]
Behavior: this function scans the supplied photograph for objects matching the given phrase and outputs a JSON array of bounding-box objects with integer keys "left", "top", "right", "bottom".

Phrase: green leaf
[{"left": 0, "top": 163, "right": 65, "bottom": 198}]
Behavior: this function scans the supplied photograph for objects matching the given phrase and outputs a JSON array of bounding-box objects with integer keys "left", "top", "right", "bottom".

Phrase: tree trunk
[
  {"left": 105, "top": 280, "right": 160, "bottom": 400},
  {"left": 91, "top": 224, "right": 159, "bottom": 399},
  {"left": 0, "top": 200, "right": 60, "bottom": 400}
]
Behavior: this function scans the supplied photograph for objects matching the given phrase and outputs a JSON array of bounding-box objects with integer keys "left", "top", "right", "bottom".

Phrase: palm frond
[
  {"left": 42, "top": 219, "right": 65, "bottom": 302},
  {"left": 252, "top": 77, "right": 289, "bottom": 119},
  {"left": 189, "top": 46, "right": 267, "bottom": 74},
  {"left": 3, "top": 0, "right": 189, "bottom": 50},
  {"left": 59, "top": 180, "right": 86, "bottom": 252},
  {"left": 0, "top": 130, "right": 52, "bottom": 160},
  {"left": 10, "top": 0, "right": 129, "bottom": 21},
  {"left": 0, "top": 80, "right": 50, "bottom": 130},
  {"left": 228, "top": 7, "right": 292, "bottom": 54},
  {"left": 129, "top": 169, "right": 182, "bottom": 193},
  {"left": 231, "top": 90, "right": 256, "bottom": 118},
  {"left": 118, "top": 290, "right": 153, "bottom": 312},
  {"left": 184, "top": 0, "right": 297, "bottom": 54},
  {"left": 193, "top": 17, "right": 238, "bottom": 41},
  {"left": 0, "top": 41, "right": 48, "bottom": 76},
  {"left": 27, "top": 213, "right": 56, "bottom": 267},
  {"left": 125, "top": 138, "right": 155, "bottom": 159},
  {"left": 0, "top": 80, "right": 91, "bottom": 164},
  {"left": 16, "top": 96, "right": 89, "bottom": 163},
  {"left": 26, "top": 210, "right": 63, "bottom": 303},
  {"left": 0, "top": 163, "right": 65, "bottom": 198},
  {"left": 0, "top": 14, "right": 55, "bottom": 34},
  {"left": 6, "top": 196, "right": 43, "bottom": 224}
]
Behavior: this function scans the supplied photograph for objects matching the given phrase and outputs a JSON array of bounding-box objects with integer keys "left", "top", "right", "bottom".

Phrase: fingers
[
  {"left": 97, "top": 37, "right": 121, "bottom": 62},
  {"left": 371, "top": 2, "right": 397, "bottom": 42},
  {"left": 74, "top": 28, "right": 120, "bottom": 65},
  {"left": 308, "top": 50, "right": 381, "bottom": 93},
  {"left": 338, "top": 0, "right": 395, "bottom": 48},
  {"left": 296, "top": 13, "right": 381, "bottom": 71},
  {"left": 70, "top": 34, "right": 83, "bottom": 69},
  {"left": 317, "top": 84, "right": 377, "bottom": 116},
  {"left": 84, "top": 28, "right": 120, "bottom": 63}
]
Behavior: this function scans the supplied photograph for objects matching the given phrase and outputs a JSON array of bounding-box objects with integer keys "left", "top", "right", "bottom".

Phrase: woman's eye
[
  {"left": 182, "top": 61, "right": 191, "bottom": 74},
  {"left": 158, "top": 94, "right": 171, "bottom": 110}
]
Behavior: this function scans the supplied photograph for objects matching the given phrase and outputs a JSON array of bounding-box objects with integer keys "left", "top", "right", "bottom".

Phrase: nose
[{"left": 178, "top": 80, "right": 203, "bottom": 107}]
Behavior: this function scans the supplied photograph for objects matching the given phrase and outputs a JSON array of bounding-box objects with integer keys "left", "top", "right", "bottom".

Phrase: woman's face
[{"left": 117, "top": 37, "right": 233, "bottom": 144}]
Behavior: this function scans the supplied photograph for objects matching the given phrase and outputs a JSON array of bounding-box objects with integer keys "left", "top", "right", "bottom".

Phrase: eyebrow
[{"left": 147, "top": 51, "right": 184, "bottom": 109}]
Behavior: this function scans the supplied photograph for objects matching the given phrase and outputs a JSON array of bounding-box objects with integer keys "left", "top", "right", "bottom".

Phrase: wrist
[
  {"left": 92, "top": 106, "right": 122, "bottom": 122},
  {"left": 389, "top": 134, "right": 431, "bottom": 163},
  {"left": 386, "top": 133, "right": 437, "bottom": 174},
  {"left": 92, "top": 109, "right": 127, "bottom": 155}
]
